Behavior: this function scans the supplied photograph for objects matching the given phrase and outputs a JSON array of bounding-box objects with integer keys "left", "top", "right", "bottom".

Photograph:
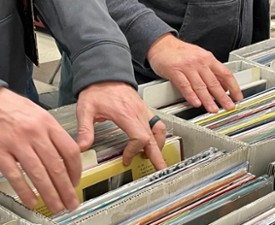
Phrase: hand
[
  {"left": 76, "top": 82, "right": 167, "bottom": 170},
  {"left": 147, "top": 34, "right": 243, "bottom": 113},
  {"left": 0, "top": 88, "right": 81, "bottom": 213}
]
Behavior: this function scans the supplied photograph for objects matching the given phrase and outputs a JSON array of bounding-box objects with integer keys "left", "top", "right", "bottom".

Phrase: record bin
[{"left": 229, "top": 38, "right": 275, "bottom": 71}]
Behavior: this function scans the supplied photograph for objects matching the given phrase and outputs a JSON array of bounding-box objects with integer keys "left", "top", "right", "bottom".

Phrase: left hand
[
  {"left": 76, "top": 82, "right": 167, "bottom": 170},
  {"left": 147, "top": 33, "right": 243, "bottom": 113}
]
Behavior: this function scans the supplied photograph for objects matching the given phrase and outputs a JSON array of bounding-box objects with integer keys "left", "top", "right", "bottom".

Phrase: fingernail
[
  {"left": 77, "top": 135, "right": 93, "bottom": 151},
  {"left": 123, "top": 159, "right": 130, "bottom": 167},
  {"left": 156, "top": 161, "right": 167, "bottom": 170},
  {"left": 209, "top": 105, "right": 219, "bottom": 113},
  {"left": 237, "top": 93, "right": 244, "bottom": 101},
  {"left": 27, "top": 197, "right": 38, "bottom": 209},
  {"left": 77, "top": 139, "right": 88, "bottom": 151},
  {"left": 231, "top": 93, "right": 243, "bottom": 102},
  {"left": 226, "top": 101, "right": 235, "bottom": 110},
  {"left": 51, "top": 201, "right": 64, "bottom": 213},
  {"left": 68, "top": 197, "right": 79, "bottom": 211},
  {"left": 193, "top": 99, "right": 202, "bottom": 107}
]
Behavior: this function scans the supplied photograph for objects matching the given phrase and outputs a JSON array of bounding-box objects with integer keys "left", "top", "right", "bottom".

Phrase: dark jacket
[
  {"left": 107, "top": 0, "right": 270, "bottom": 82},
  {"left": 0, "top": 0, "right": 137, "bottom": 95},
  {"left": 0, "top": 0, "right": 28, "bottom": 93},
  {"left": 253, "top": 0, "right": 270, "bottom": 43}
]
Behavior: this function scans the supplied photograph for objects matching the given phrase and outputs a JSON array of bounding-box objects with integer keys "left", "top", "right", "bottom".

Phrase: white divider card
[{"left": 142, "top": 67, "right": 263, "bottom": 109}]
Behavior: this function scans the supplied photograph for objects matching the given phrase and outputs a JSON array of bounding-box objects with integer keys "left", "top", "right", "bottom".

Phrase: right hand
[
  {"left": 76, "top": 82, "right": 167, "bottom": 170},
  {"left": 0, "top": 88, "right": 81, "bottom": 213},
  {"left": 147, "top": 34, "right": 243, "bottom": 113}
]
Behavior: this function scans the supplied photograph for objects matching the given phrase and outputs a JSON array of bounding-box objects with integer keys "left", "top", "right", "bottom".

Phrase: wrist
[{"left": 147, "top": 33, "right": 179, "bottom": 64}]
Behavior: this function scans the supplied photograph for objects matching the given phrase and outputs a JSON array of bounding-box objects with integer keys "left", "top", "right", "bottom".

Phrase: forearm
[
  {"left": 34, "top": 0, "right": 137, "bottom": 96},
  {"left": 107, "top": 0, "right": 177, "bottom": 67}
]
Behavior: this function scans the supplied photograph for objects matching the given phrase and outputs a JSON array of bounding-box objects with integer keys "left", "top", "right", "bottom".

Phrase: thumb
[{"left": 76, "top": 108, "right": 95, "bottom": 151}]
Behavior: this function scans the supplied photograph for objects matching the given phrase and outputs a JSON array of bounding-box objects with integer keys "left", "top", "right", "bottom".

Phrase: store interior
[{"left": 1, "top": 2, "right": 275, "bottom": 225}]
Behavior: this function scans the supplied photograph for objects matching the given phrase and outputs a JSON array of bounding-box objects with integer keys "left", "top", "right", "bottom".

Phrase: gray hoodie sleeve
[
  {"left": 106, "top": 0, "right": 177, "bottom": 67},
  {"left": 34, "top": 0, "right": 137, "bottom": 96}
]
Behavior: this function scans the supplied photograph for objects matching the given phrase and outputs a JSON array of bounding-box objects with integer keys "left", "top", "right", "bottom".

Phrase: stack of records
[
  {"left": 241, "top": 47, "right": 275, "bottom": 67},
  {"left": 190, "top": 87, "right": 275, "bottom": 144},
  {"left": 0, "top": 115, "right": 184, "bottom": 217},
  {"left": 50, "top": 148, "right": 273, "bottom": 225},
  {"left": 158, "top": 67, "right": 267, "bottom": 121}
]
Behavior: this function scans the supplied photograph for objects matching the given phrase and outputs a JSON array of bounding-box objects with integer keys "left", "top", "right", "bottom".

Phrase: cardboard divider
[
  {"left": 229, "top": 38, "right": 275, "bottom": 71},
  {"left": 0, "top": 192, "right": 54, "bottom": 225},
  {"left": 156, "top": 110, "right": 246, "bottom": 158},
  {"left": 211, "top": 191, "right": 275, "bottom": 225},
  {"left": 70, "top": 148, "right": 248, "bottom": 225}
]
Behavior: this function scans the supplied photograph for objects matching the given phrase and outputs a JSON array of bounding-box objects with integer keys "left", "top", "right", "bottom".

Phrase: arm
[
  {"left": 34, "top": 0, "right": 137, "bottom": 95},
  {"left": 107, "top": 0, "right": 243, "bottom": 112},
  {"left": 0, "top": 0, "right": 165, "bottom": 215},
  {"left": 0, "top": 2, "right": 81, "bottom": 214},
  {"left": 106, "top": 0, "right": 177, "bottom": 67},
  {"left": 34, "top": 0, "right": 166, "bottom": 186}
]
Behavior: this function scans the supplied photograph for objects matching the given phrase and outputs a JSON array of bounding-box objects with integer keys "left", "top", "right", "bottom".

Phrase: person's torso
[{"left": 139, "top": 0, "right": 253, "bottom": 62}]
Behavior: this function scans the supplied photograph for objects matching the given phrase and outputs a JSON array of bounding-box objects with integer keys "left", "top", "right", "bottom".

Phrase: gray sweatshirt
[
  {"left": 107, "top": 0, "right": 258, "bottom": 64},
  {"left": 106, "top": 0, "right": 177, "bottom": 68},
  {"left": 0, "top": 0, "right": 137, "bottom": 96}
]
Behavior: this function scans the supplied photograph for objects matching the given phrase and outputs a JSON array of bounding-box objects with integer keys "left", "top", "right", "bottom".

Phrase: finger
[
  {"left": 151, "top": 121, "right": 166, "bottom": 150},
  {"left": 142, "top": 113, "right": 167, "bottom": 170},
  {"left": 198, "top": 67, "right": 236, "bottom": 111},
  {"left": 113, "top": 111, "right": 159, "bottom": 166},
  {"left": 123, "top": 138, "right": 148, "bottom": 166},
  {"left": 147, "top": 112, "right": 166, "bottom": 150},
  {"left": 123, "top": 130, "right": 167, "bottom": 170},
  {"left": 76, "top": 104, "right": 95, "bottom": 151},
  {"left": 170, "top": 71, "right": 202, "bottom": 108},
  {"left": 49, "top": 125, "right": 81, "bottom": 187},
  {"left": 210, "top": 61, "right": 243, "bottom": 101},
  {"left": 0, "top": 152, "right": 37, "bottom": 209},
  {"left": 15, "top": 145, "right": 65, "bottom": 213},
  {"left": 32, "top": 136, "right": 79, "bottom": 212},
  {"left": 143, "top": 138, "right": 167, "bottom": 170},
  {"left": 120, "top": 111, "right": 167, "bottom": 170},
  {"left": 219, "top": 81, "right": 229, "bottom": 92},
  {"left": 183, "top": 70, "right": 219, "bottom": 113}
]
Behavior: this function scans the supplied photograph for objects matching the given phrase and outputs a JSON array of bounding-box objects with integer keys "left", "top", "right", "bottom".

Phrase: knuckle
[
  {"left": 50, "top": 162, "right": 66, "bottom": 177},
  {"left": 224, "top": 72, "right": 235, "bottom": 79},
  {"left": 139, "top": 134, "right": 150, "bottom": 146},
  {"left": 19, "top": 112, "right": 52, "bottom": 134},
  {"left": 65, "top": 147, "right": 80, "bottom": 161},
  {"left": 204, "top": 50, "right": 214, "bottom": 58},
  {"left": 207, "top": 80, "right": 222, "bottom": 90},
  {"left": 16, "top": 187, "right": 31, "bottom": 200},
  {"left": 177, "top": 80, "right": 192, "bottom": 90},
  {"left": 201, "top": 50, "right": 214, "bottom": 60},
  {"left": 6, "top": 171, "right": 22, "bottom": 183},
  {"left": 193, "top": 84, "right": 207, "bottom": 92},
  {"left": 78, "top": 125, "right": 91, "bottom": 135},
  {"left": 155, "top": 122, "right": 166, "bottom": 134},
  {"left": 182, "top": 58, "right": 194, "bottom": 68},
  {"left": 17, "top": 119, "right": 36, "bottom": 133},
  {"left": 30, "top": 170, "right": 45, "bottom": 183}
]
